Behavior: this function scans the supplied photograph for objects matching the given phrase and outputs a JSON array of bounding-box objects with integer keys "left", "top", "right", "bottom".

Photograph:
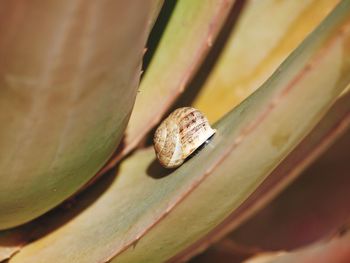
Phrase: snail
[{"left": 153, "top": 107, "right": 216, "bottom": 168}]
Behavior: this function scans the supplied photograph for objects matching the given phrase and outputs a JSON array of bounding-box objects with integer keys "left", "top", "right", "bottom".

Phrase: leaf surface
[
  {"left": 193, "top": 0, "right": 340, "bottom": 122},
  {"left": 0, "top": 0, "right": 155, "bottom": 229},
  {"left": 231, "top": 122, "right": 350, "bottom": 251},
  {"left": 8, "top": 1, "right": 350, "bottom": 262},
  {"left": 99, "top": 0, "right": 236, "bottom": 174},
  {"left": 178, "top": 90, "right": 350, "bottom": 262}
]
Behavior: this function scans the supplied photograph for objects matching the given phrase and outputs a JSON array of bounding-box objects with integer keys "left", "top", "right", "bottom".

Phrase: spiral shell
[{"left": 153, "top": 107, "right": 216, "bottom": 168}]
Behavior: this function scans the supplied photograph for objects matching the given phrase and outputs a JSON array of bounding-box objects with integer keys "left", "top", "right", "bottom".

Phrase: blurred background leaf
[
  {"left": 192, "top": 0, "right": 340, "bottom": 122},
  {"left": 190, "top": 227, "right": 350, "bottom": 263},
  {"left": 244, "top": 227, "right": 350, "bottom": 263}
]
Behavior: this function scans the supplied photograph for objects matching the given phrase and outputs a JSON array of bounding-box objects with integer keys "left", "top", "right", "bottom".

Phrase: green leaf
[
  {"left": 178, "top": 90, "right": 350, "bottom": 261},
  {"left": 193, "top": 0, "right": 340, "bottom": 122},
  {"left": 99, "top": 0, "right": 236, "bottom": 174},
  {"left": 0, "top": 0, "right": 156, "bottom": 229},
  {"left": 7, "top": 1, "right": 350, "bottom": 262}
]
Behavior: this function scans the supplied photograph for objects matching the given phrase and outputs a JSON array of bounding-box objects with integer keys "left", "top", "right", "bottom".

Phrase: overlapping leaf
[
  {"left": 5, "top": 1, "right": 350, "bottom": 262},
  {"left": 178, "top": 91, "right": 350, "bottom": 262},
  {"left": 231, "top": 123, "right": 350, "bottom": 251},
  {"left": 99, "top": 0, "right": 236, "bottom": 175},
  {"left": 191, "top": 117, "right": 349, "bottom": 262}
]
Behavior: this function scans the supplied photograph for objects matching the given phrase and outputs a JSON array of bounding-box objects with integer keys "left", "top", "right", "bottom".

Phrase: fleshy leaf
[
  {"left": 98, "top": 0, "right": 236, "bottom": 175},
  {"left": 190, "top": 104, "right": 350, "bottom": 262},
  {"left": 178, "top": 91, "right": 350, "bottom": 262},
  {"left": 7, "top": 1, "right": 350, "bottom": 262},
  {"left": 0, "top": 0, "right": 155, "bottom": 229},
  {"left": 193, "top": 0, "right": 340, "bottom": 122},
  {"left": 230, "top": 123, "right": 350, "bottom": 251}
]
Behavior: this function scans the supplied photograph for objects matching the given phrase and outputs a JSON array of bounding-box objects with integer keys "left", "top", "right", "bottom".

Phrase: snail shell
[{"left": 153, "top": 107, "right": 216, "bottom": 168}]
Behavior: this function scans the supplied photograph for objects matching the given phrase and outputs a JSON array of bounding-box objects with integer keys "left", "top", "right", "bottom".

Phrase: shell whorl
[{"left": 153, "top": 107, "right": 216, "bottom": 168}]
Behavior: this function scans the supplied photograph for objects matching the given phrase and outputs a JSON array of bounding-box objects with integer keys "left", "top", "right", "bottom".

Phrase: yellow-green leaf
[
  {"left": 193, "top": 0, "right": 340, "bottom": 122},
  {"left": 177, "top": 91, "right": 350, "bottom": 261}
]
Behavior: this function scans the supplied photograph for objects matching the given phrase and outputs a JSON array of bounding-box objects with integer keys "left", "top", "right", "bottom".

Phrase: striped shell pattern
[{"left": 153, "top": 107, "right": 216, "bottom": 168}]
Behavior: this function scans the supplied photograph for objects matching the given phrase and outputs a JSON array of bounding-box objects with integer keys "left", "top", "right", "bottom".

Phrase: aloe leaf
[
  {"left": 230, "top": 119, "right": 350, "bottom": 251},
  {"left": 177, "top": 90, "right": 350, "bottom": 261},
  {"left": 7, "top": 1, "right": 350, "bottom": 262},
  {"left": 0, "top": 0, "right": 155, "bottom": 229},
  {"left": 193, "top": 0, "right": 340, "bottom": 122},
  {"left": 99, "top": 0, "right": 236, "bottom": 175}
]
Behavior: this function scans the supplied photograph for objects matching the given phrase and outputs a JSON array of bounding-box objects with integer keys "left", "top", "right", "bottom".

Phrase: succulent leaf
[
  {"left": 193, "top": 0, "right": 340, "bottom": 122},
  {"left": 179, "top": 91, "right": 350, "bottom": 262},
  {"left": 0, "top": 0, "right": 156, "bottom": 229},
  {"left": 5, "top": 1, "right": 350, "bottom": 262},
  {"left": 98, "top": 0, "right": 236, "bottom": 174}
]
